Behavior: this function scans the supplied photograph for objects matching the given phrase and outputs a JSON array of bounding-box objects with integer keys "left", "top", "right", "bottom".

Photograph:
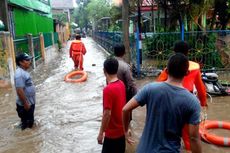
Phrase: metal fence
[
  {"left": 43, "top": 32, "right": 53, "bottom": 48},
  {"left": 33, "top": 36, "right": 41, "bottom": 60},
  {"left": 14, "top": 37, "right": 29, "bottom": 55},
  {"left": 94, "top": 30, "right": 230, "bottom": 71},
  {"left": 54, "top": 32, "right": 58, "bottom": 44},
  {"left": 142, "top": 30, "right": 230, "bottom": 69},
  {"left": 93, "top": 31, "right": 123, "bottom": 53}
]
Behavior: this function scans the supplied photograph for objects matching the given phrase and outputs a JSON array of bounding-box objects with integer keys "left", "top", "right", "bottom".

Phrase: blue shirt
[
  {"left": 135, "top": 82, "right": 200, "bottom": 153},
  {"left": 14, "top": 67, "right": 36, "bottom": 106}
]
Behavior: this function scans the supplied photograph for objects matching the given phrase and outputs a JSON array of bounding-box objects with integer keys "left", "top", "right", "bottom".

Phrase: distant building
[{"left": 51, "top": 0, "right": 75, "bottom": 22}]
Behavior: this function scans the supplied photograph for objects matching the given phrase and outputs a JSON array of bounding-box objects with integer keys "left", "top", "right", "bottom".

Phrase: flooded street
[
  {"left": 0, "top": 37, "right": 230, "bottom": 153},
  {"left": 0, "top": 37, "right": 107, "bottom": 153}
]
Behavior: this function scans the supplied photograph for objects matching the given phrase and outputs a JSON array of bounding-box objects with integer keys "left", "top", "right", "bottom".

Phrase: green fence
[
  {"left": 54, "top": 32, "right": 58, "bottom": 44},
  {"left": 14, "top": 37, "right": 29, "bottom": 55},
  {"left": 43, "top": 32, "right": 53, "bottom": 48},
  {"left": 33, "top": 36, "right": 41, "bottom": 60}
]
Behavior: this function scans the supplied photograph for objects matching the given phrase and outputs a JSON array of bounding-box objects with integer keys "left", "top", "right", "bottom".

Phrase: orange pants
[
  {"left": 182, "top": 124, "right": 191, "bottom": 151},
  {"left": 72, "top": 54, "right": 83, "bottom": 70}
]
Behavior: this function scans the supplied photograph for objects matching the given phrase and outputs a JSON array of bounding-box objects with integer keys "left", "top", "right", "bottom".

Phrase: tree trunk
[{"left": 122, "top": 0, "right": 130, "bottom": 63}]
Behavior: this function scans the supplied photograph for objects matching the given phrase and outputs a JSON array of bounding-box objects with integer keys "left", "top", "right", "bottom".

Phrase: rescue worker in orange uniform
[
  {"left": 157, "top": 41, "right": 207, "bottom": 152},
  {"left": 69, "top": 34, "right": 86, "bottom": 70}
]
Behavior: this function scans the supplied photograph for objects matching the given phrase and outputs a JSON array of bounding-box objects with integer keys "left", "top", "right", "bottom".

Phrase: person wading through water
[{"left": 69, "top": 34, "right": 87, "bottom": 70}]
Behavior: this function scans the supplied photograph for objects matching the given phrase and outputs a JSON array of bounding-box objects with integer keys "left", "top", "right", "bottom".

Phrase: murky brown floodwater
[
  {"left": 0, "top": 38, "right": 107, "bottom": 153},
  {"left": 0, "top": 37, "right": 230, "bottom": 153}
]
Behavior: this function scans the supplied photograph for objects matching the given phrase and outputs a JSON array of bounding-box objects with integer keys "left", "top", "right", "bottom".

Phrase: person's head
[
  {"left": 75, "top": 34, "right": 81, "bottom": 40},
  {"left": 114, "top": 44, "right": 125, "bottom": 57},
  {"left": 167, "top": 53, "right": 189, "bottom": 80},
  {"left": 173, "top": 41, "right": 189, "bottom": 56},
  {"left": 103, "top": 58, "right": 118, "bottom": 75},
  {"left": 16, "top": 53, "right": 33, "bottom": 69}
]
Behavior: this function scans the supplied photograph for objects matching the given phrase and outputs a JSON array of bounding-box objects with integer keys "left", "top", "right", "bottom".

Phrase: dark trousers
[
  {"left": 16, "top": 104, "right": 35, "bottom": 129},
  {"left": 102, "top": 135, "right": 126, "bottom": 153}
]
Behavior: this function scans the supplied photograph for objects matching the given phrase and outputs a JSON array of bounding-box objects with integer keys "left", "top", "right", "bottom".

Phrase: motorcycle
[{"left": 201, "top": 69, "right": 230, "bottom": 96}]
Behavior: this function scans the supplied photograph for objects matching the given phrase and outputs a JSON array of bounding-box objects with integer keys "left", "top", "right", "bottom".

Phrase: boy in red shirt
[
  {"left": 97, "top": 58, "right": 126, "bottom": 153},
  {"left": 69, "top": 34, "right": 86, "bottom": 70},
  {"left": 157, "top": 41, "right": 207, "bottom": 152}
]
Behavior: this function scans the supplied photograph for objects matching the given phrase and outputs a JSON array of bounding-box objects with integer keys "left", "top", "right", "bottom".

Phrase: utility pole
[
  {"left": 137, "top": 0, "right": 142, "bottom": 63},
  {"left": 136, "top": 0, "right": 142, "bottom": 77}
]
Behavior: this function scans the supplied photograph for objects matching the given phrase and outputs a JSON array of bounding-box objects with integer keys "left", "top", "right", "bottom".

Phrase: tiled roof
[{"left": 51, "top": 0, "right": 74, "bottom": 9}]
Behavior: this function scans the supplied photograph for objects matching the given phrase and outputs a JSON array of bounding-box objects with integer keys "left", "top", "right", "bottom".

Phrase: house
[
  {"left": 0, "top": 0, "right": 54, "bottom": 38},
  {"left": 51, "top": 0, "right": 75, "bottom": 23}
]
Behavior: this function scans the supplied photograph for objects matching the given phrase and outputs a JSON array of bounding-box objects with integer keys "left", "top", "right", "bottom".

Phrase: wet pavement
[{"left": 0, "top": 37, "right": 230, "bottom": 153}]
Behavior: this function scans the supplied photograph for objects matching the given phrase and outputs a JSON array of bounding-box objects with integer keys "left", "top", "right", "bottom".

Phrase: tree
[
  {"left": 86, "top": 0, "right": 110, "bottom": 30},
  {"left": 73, "top": 0, "right": 90, "bottom": 31}
]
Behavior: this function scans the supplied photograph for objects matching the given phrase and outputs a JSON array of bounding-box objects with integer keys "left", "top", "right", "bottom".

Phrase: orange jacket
[
  {"left": 70, "top": 40, "right": 86, "bottom": 57},
  {"left": 157, "top": 61, "right": 207, "bottom": 106}
]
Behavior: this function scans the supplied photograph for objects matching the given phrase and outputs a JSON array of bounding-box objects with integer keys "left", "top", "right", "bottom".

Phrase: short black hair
[
  {"left": 16, "top": 53, "right": 33, "bottom": 66},
  {"left": 114, "top": 44, "right": 125, "bottom": 57},
  {"left": 174, "top": 41, "right": 189, "bottom": 56},
  {"left": 103, "top": 58, "right": 118, "bottom": 75},
  {"left": 75, "top": 34, "right": 81, "bottom": 40},
  {"left": 167, "top": 53, "right": 189, "bottom": 79}
]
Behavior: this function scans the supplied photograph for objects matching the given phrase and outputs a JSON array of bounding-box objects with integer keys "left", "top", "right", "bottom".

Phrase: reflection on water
[{"left": 0, "top": 38, "right": 230, "bottom": 153}]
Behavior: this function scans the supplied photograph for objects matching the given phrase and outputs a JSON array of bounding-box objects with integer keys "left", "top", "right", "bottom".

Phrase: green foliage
[
  {"left": 53, "top": 14, "right": 68, "bottom": 23},
  {"left": 108, "top": 24, "right": 121, "bottom": 32},
  {"left": 57, "top": 40, "right": 62, "bottom": 50},
  {"left": 109, "top": 6, "right": 122, "bottom": 24},
  {"left": 86, "top": 0, "right": 111, "bottom": 23},
  {"left": 0, "top": 40, "right": 7, "bottom": 71},
  {"left": 73, "top": 1, "right": 89, "bottom": 29}
]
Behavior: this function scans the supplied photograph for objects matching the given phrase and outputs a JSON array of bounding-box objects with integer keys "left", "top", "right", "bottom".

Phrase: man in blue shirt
[
  {"left": 122, "top": 53, "right": 202, "bottom": 153},
  {"left": 15, "top": 53, "right": 36, "bottom": 130}
]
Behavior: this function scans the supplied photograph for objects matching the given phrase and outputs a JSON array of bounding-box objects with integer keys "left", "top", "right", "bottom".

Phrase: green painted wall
[{"left": 14, "top": 8, "right": 53, "bottom": 37}]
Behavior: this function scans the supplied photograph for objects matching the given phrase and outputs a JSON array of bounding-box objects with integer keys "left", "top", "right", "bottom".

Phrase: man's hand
[
  {"left": 97, "top": 132, "right": 104, "bottom": 145},
  {"left": 24, "top": 102, "right": 31, "bottom": 111},
  {"left": 125, "top": 129, "right": 135, "bottom": 144}
]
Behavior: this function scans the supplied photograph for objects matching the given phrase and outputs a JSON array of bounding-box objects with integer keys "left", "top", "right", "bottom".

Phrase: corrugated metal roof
[{"left": 51, "top": 0, "right": 74, "bottom": 9}]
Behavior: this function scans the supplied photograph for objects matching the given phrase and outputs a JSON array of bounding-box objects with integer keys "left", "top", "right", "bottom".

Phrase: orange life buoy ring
[
  {"left": 199, "top": 120, "right": 230, "bottom": 146},
  {"left": 64, "top": 70, "right": 87, "bottom": 83}
]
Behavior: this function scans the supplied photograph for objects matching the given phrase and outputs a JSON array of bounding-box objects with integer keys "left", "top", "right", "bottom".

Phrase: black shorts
[{"left": 102, "top": 135, "right": 126, "bottom": 153}]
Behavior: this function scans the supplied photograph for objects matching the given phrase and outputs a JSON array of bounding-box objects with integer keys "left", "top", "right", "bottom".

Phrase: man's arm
[
  {"left": 122, "top": 97, "right": 140, "bottom": 143},
  {"left": 97, "top": 109, "right": 111, "bottom": 144},
  {"left": 124, "top": 66, "right": 137, "bottom": 100},
  {"left": 194, "top": 70, "right": 207, "bottom": 107},
  {"left": 156, "top": 68, "right": 168, "bottom": 82},
  {"left": 16, "top": 88, "right": 30, "bottom": 111},
  {"left": 82, "top": 43, "right": 86, "bottom": 55},
  {"left": 188, "top": 124, "right": 202, "bottom": 153},
  {"left": 69, "top": 43, "right": 73, "bottom": 58}
]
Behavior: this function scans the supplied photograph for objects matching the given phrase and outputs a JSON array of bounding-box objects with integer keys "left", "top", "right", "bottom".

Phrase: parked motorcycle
[{"left": 201, "top": 69, "right": 230, "bottom": 96}]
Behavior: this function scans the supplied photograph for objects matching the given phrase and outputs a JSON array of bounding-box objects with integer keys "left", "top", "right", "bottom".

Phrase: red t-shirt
[{"left": 103, "top": 80, "right": 126, "bottom": 138}]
